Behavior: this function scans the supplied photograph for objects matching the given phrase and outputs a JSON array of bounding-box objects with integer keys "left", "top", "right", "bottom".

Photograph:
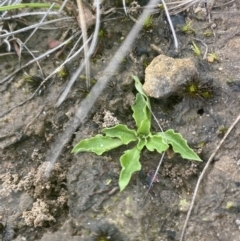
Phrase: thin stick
[
  {"left": 0, "top": 32, "right": 82, "bottom": 117},
  {"left": 24, "top": 3, "right": 55, "bottom": 45},
  {"left": 1, "top": 12, "right": 60, "bottom": 20},
  {"left": 56, "top": 0, "right": 101, "bottom": 107},
  {"left": 16, "top": 38, "right": 44, "bottom": 77},
  {"left": 167, "top": 0, "right": 200, "bottom": 15},
  {"left": 59, "top": 0, "right": 69, "bottom": 13},
  {"left": 0, "top": 32, "right": 79, "bottom": 85},
  {"left": 24, "top": 105, "right": 45, "bottom": 133},
  {"left": 0, "top": 17, "right": 73, "bottom": 39},
  {"left": 122, "top": 0, "right": 127, "bottom": 15},
  {"left": 76, "top": 0, "right": 91, "bottom": 88},
  {"left": 180, "top": 112, "right": 240, "bottom": 241},
  {"left": 143, "top": 151, "right": 165, "bottom": 201},
  {"left": 0, "top": 51, "right": 38, "bottom": 57},
  {"left": 161, "top": 0, "right": 178, "bottom": 50},
  {"left": 55, "top": 35, "right": 92, "bottom": 107},
  {"left": 67, "top": 34, "right": 83, "bottom": 58},
  {"left": 0, "top": 0, "right": 11, "bottom": 6},
  {"left": 88, "top": 0, "right": 101, "bottom": 57},
  {"left": 144, "top": 102, "right": 166, "bottom": 197}
]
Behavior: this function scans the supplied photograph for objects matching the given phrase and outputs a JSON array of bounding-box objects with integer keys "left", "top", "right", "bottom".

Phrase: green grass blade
[{"left": 0, "top": 3, "right": 60, "bottom": 12}]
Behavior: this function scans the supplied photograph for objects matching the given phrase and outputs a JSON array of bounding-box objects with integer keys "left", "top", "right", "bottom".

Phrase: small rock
[
  {"left": 48, "top": 39, "right": 61, "bottom": 49},
  {"left": 143, "top": 55, "right": 198, "bottom": 99}
]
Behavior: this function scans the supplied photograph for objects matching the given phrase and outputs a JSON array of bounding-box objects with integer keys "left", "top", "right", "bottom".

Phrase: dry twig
[
  {"left": 56, "top": 0, "right": 101, "bottom": 107},
  {"left": 76, "top": 0, "right": 91, "bottom": 88}
]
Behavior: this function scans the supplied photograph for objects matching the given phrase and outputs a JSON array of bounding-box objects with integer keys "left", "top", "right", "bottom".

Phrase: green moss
[
  {"left": 226, "top": 201, "right": 236, "bottom": 209},
  {"left": 217, "top": 125, "right": 228, "bottom": 137},
  {"left": 143, "top": 15, "right": 154, "bottom": 30},
  {"left": 24, "top": 73, "right": 45, "bottom": 93},
  {"left": 181, "top": 21, "right": 195, "bottom": 34},
  {"left": 179, "top": 199, "right": 190, "bottom": 212},
  {"left": 207, "top": 53, "right": 219, "bottom": 63},
  {"left": 57, "top": 66, "right": 69, "bottom": 79},
  {"left": 203, "top": 29, "right": 213, "bottom": 37},
  {"left": 98, "top": 29, "right": 108, "bottom": 39},
  {"left": 191, "top": 41, "right": 201, "bottom": 56},
  {"left": 181, "top": 78, "right": 214, "bottom": 103}
]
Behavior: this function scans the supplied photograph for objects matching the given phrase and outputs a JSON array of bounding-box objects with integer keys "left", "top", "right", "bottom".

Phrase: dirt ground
[{"left": 0, "top": 1, "right": 240, "bottom": 240}]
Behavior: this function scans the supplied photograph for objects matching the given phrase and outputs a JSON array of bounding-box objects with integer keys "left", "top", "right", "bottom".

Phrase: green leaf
[
  {"left": 132, "top": 76, "right": 151, "bottom": 135},
  {"left": 137, "top": 118, "right": 151, "bottom": 136},
  {"left": 102, "top": 124, "right": 137, "bottom": 144},
  {"left": 132, "top": 93, "right": 146, "bottom": 128},
  {"left": 119, "top": 146, "right": 141, "bottom": 191},
  {"left": 146, "top": 134, "right": 169, "bottom": 153},
  {"left": 157, "top": 129, "right": 202, "bottom": 161},
  {"left": 72, "top": 134, "right": 124, "bottom": 155},
  {"left": 132, "top": 93, "right": 151, "bottom": 135},
  {"left": 132, "top": 75, "right": 151, "bottom": 107},
  {"left": 137, "top": 137, "right": 147, "bottom": 150}
]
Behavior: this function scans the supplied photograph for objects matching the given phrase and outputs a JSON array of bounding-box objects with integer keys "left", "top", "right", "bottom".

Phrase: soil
[{"left": 0, "top": 1, "right": 240, "bottom": 241}]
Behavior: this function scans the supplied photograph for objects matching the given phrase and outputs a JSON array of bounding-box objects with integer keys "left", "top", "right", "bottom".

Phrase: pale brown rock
[{"left": 143, "top": 55, "right": 198, "bottom": 99}]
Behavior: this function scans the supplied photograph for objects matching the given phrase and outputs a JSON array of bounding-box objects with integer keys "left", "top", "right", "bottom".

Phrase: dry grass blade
[
  {"left": 0, "top": 17, "right": 72, "bottom": 39},
  {"left": 0, "top": 1, "right": 90, "bottom": 118},
  {"left": 162, "top": 0, "right": 178, "bottom": 50},
  {"left": 76, "top": 0, "right": 91, "bottom": 89},
  {"left": 15, "top": 38, "right": 44, "bottom": 77},
  {"left": 66, "top": 34, "right": 83, "bottom": 58},
  {"left": 88, "top": 0, "right": 101, "bottom": 56},
  {"left": 23, "top": 3, "right": 56, "bottom": 45},
  {"left": 0, "top": 31, "right": 81, "bottom": 117},
  {"left": 122, "top": 0, "right": 128, "bottom": 14},
  {"left": 167, "top": 0, "right": 202, "bottom": 15},
  {"left": 10, "top": 4, "right": 56, "bottom": 75},
  {"left": 56, "top": 0, "right": 101, "bottom": 107},
  {"left": 59, "top": 0, "right": 69, "bottom": 13},
  {"left": 0, "top": 32, "right": 79, "bottom": 85}
]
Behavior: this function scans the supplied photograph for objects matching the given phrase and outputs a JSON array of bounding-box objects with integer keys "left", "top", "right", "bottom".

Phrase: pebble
[{"left": 143, "top": 55, "right": 198, "bottom": 99}]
